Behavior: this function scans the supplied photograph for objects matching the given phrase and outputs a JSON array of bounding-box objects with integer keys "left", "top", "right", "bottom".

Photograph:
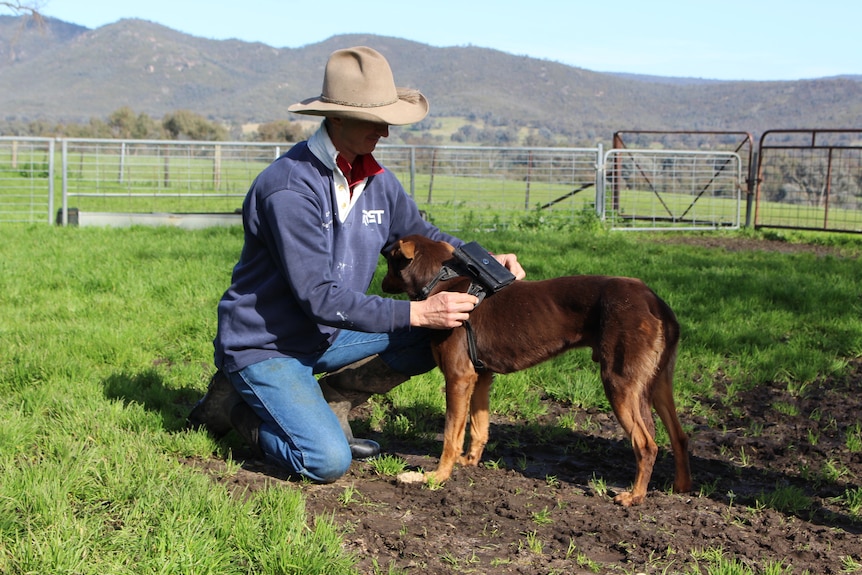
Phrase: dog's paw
[
  {"left": 613, "top": 491, "right": 644, "bottom": 506},
  {"left": 396, "top": 471, "right": 426, "bottom": 484}
]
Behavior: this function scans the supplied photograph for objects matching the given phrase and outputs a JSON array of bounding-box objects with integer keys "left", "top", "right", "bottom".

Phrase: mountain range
[{"left": 1, "top": 16, "right": 861, "bottom": 145}]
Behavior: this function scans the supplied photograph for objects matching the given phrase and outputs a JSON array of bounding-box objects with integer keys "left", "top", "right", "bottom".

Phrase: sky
[{"left": 23, "top": 0, "right": 862, "bottom": 81}]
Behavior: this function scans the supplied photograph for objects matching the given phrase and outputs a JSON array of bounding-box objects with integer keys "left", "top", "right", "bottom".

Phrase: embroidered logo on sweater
[{"left": 362, "top": 209, "right": 385, "bottom": 225}]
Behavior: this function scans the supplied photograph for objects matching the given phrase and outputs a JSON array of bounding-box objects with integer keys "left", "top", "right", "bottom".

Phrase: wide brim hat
[{"left": 288, "top": 46, "right": 429, "bottom": 126}]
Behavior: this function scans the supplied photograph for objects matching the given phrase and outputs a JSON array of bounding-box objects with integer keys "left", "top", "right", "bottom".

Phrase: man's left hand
[{"left": 493, "top": 253, "right": 526, "bottom": 280}]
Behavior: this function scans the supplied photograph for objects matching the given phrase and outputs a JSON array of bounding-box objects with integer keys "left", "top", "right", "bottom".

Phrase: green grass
[
  {"left": 0, "top": 224, "right": 355, "bottom": 574},
  {"left": 609, "top": 186, "right": 742, "bottom": 228},
  {"left": 1, "top": 222, "right": 862, "bottom": 572},
  {"left": 687, "top": 547, "right": 798, "bottom": 575}
]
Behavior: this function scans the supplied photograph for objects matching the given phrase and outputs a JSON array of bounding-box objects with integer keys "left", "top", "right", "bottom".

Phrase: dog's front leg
[
  {"left": 426, "top": 371, "right": 477, "bottom": 484},
  {"left": 462, "top": 371, "right": 492, "bottom": 467}
]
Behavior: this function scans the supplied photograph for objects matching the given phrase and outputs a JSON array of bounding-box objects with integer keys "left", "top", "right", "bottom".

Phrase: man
[{"left": 188, "top": 46, "right": 524, "bottom": 483}]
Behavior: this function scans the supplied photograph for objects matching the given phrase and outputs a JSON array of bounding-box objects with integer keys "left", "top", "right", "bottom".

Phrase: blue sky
[{"left": 24, "top": 0, "right": 862, "bottom": 81}]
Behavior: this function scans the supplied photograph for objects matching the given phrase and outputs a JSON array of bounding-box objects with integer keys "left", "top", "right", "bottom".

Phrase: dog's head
[{"left": 382, "top": 235, "right": 456, "bottom": 299}]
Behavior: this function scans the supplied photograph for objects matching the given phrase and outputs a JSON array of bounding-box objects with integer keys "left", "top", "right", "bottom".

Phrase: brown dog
[{"left": 382, "top": 235, "right": 691, "bottom": 506}]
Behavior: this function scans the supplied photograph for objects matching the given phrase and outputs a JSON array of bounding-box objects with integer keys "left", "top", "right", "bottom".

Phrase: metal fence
[
  {"left": 0, "top": 137, "right": 55, "bottom": 224},
  {"left": 380, "top": 145, "right": 601, "bottom": 230},
  {"left": 3, "top": 133, "right": 861, "bottom": 233},
  {"left": 54, "top": 138, "right": 602, "bottom": 230},
  {"left": 58, "top": 139, "right": 284, "bottom": 225},
  {"left": 603, "top": 149, "right": 743, "bottom": 231},
  {"left": 754, "top": 129, "right": 862, "bottom": 233}
]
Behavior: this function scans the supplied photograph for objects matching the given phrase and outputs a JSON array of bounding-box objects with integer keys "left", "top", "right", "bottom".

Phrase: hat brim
[{"left": 288, "top": 93, "right": 429, "bottom": 126}]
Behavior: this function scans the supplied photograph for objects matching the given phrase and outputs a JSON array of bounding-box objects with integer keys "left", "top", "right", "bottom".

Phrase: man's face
[{"left": 328, "top": 117, "right": 390, "bottom": 161}]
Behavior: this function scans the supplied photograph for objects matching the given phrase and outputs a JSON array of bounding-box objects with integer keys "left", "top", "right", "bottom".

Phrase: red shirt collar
[{"left": 336, "top": 153, "right": 384, "bottom": 189}]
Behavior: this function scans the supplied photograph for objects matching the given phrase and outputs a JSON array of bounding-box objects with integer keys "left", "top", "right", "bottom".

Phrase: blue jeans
[{"left": 228, "top": 327, "right": 436, "bottom": 482}]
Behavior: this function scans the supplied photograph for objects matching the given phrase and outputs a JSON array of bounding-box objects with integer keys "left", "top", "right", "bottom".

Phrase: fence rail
[{"left": 2, "top": 133, "right": 861, "bottom": 233}]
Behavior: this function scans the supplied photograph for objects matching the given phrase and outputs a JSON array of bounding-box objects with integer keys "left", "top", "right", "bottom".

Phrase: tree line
[
  {"left": 0, "top": 106, "right": 565, "bottom": 147},
  {"left": 0, "top": 107, "right": 315, "bottom": 142}
]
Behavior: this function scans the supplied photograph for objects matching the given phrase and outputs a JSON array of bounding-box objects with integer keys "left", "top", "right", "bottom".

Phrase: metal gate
[
  {"left": 754, "top": 129, "right": 862, "bottom": 233},
  {"left": 602, "top": 149, "right": 743, "bottom": 231},
  {"left": 0, "top": 137, "right": 55, "bottom": 223}
]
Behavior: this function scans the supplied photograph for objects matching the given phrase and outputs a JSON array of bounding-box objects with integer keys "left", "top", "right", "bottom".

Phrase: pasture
[{"left": 1, "top": 222, "right": 861, "bottom": 574}]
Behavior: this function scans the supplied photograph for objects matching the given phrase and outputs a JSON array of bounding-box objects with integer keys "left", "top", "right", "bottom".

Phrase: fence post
[
  {"left": 213, "top": 144, "right": 222, "bottom": 191},
  {"left": 408, "top": 146, "right": 416, "bottom": 199},
  {"left": 595, "top": 144, "right": 605, "bottom": 220},
  {"left": 118, "top": 142, "right": 126, "bottom": 184},
  {"left": 61, "top": 139, "right": 69, "bottom": 226},
  {"left": 823, "top": 147, "right": 834, "bottom": 230},
  {"left": 163, "top": 146, "right": 170, "bottom": 188},
  {"left": 744, "top": 149, "right": 757, "bottom": 228},
  {"left": 48, "top": 139, "right": 55, "bottom": 224},
  {"left": 612, "top": 133, "right": 624, "bottom": 212},
  {"left": 427, "top": 148, "right": 436, "bottom": 203}
]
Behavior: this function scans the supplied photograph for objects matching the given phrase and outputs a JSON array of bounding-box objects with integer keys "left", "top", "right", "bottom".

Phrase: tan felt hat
[{"left": 288, "top": 46, "right": 429, "bottom": 125}]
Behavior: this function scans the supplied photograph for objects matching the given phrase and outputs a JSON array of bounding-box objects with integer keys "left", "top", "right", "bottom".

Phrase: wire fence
[
  {"left": 52, "top": 139, "right": 604, "bottom": 231},
  {"left": 754, "top": 130, "right": 862, "bottom": 233},
  {"left": 2, "top": 133, "right": 861, "bottom": 233},
  {"left": 0, "top": 137, "right": 55, "bottom": 224},
  {"left": 603, "top": 149, "right": 742, "bottom": 231}
]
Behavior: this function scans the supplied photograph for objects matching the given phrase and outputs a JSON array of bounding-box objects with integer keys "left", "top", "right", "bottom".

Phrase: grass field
[{"left": 1, "top": 221, "right": 861, "bottom": 573}]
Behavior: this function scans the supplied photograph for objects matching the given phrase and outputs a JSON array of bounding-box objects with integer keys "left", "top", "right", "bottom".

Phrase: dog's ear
[{"left": 399, "top": 239, "right": 416, "bottom": 260}]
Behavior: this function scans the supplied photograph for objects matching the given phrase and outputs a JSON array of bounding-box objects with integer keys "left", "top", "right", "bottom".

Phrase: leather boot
[
  {"left": 187, "top": 370, "right": 242, "bottom": 438},
  {"left": 230, "top": 402, "right": 264, "bottom": 459},
  {"left": 317, "top": 354, "right": 409, "bottom": 459}
]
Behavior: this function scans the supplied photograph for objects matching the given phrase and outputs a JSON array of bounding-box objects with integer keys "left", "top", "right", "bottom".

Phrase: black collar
[
  {"left": 418, "top": 264, "right": 489, "bottom": 370},
  {"left": 419, "top": 265, "right": 490, "bottom": 305}
]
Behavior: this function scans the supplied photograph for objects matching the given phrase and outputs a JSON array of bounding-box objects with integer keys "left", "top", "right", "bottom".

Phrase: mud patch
[{"left": 185, "top": 360, "right": 862, "bottom": 574}]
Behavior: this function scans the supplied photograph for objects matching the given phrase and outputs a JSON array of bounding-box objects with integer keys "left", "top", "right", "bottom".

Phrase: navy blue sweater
[{"left": 214, "top": 141, "right": 461, "bottom": 372}]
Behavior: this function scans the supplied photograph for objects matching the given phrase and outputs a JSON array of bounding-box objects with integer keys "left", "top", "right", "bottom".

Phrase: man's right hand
[{"left": 409, "top": 291, "right": 479, "bottom": 329}]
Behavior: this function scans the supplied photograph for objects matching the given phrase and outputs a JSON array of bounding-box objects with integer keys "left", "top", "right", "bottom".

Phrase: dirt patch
[
  {"left": 186, "top": 358, "right": 862, "bottom": 574},
  {"left": 184, "top": 237, "right": 862, "bottom": 574},
  {"left": 650, "top": 233, "right": 860, "bottom": 259}
]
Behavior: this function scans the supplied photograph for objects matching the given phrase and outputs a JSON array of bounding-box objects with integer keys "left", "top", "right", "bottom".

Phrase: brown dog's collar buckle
[
  {"left": 467, "top": 282, "right": 488, "bottom": 306},
  {"left": 419, "top": 265, "right": 461, "bottom": 300}
]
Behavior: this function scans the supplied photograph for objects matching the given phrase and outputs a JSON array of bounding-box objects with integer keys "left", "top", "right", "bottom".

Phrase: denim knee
[
  {"left": 305, "top": 441, "right": 353, "bottom": 483},
  {"left": 262, "top": 431, "right": 352, "bottom": 483}
]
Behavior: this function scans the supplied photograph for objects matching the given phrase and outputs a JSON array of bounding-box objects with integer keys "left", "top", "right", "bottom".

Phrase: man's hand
[
  {"left": 493, "top": 253, "right": 526, "bottom": 280},
  {"left": 409, "top": 291, "right": 479, "bottom": 329}
]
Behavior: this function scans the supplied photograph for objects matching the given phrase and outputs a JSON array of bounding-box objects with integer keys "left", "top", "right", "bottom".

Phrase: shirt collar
[
  {"left": 307, "top": 120, "right": 384, "bottom": 187},
  {"left": 307, "top": 120, "right": 338, "bottom": 171}
]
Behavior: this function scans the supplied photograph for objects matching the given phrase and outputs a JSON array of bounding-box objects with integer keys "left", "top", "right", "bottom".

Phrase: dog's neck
[{"left": 419, "top": 264, "right": 490, "bottom": 306}]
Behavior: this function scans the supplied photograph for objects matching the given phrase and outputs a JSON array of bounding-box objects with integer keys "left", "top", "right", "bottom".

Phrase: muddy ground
[{"left": 188, "top": 237, "right": 862, "bottom": 574}]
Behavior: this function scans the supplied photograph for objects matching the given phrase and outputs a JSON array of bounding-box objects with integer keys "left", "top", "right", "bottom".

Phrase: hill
[{"left": 1, "top": 16, "right": 861, "bottom": 145}]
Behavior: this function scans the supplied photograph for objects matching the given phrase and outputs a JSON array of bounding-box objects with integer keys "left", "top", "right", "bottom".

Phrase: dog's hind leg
[
  {"left": 462, "top": 371, "right": 493, "bottom": 467},
  {"left": 610, "top": 388, "right": 659, "bottom": 506},
  {"left": 651, "top": 351, "right": 692, "bottom": 495},
  {"left": 600, "top": 330, "right": 661, "bottom": 506}
]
